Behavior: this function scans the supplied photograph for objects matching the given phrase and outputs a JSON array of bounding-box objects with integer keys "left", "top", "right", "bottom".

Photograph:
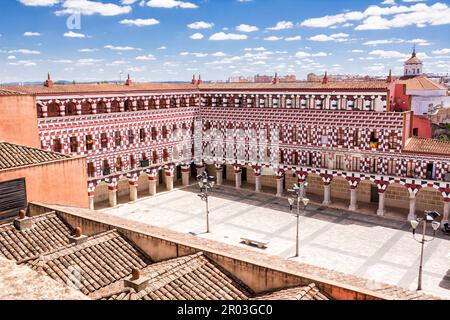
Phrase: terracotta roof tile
[
  {"left": 403, "top": 137, "right": 450, "bottom": 155},
  {"left": 0, "top": 88, "right": 29, "bottom": 96},
  {"left": 26, "top": 229, "right": 152, "bottom": 295},
  {"left": 0, "top": 141, "right": 72, "bottom": 171},
  {"left": 252, "top": 283, "right": 330, "bottom": 300},
  {"left": 0, "top": 212, "right": 73, "bottom": 262},
  {"left": 397, "top": 76, "right": 447, "bottom": 91}
]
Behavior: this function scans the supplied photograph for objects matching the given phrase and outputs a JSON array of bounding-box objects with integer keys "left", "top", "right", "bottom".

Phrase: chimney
[
  {"left": 69, "top": 227, "right": 88, "bottom": 245},
  {"left": 124, "top": 267, "right": 150, "bottom": 292},
  {"left": 125, "top": 74, "right": 133, "bottom": 86},
  {"left": 322, "top": 72, "right": 328, "bottom": 85},
  {"left": 191, "top": 74, "right": 197, "bottom": 85},
  {"left": 44, "top": 73, "right": 54, "bottom": 88},
  {"left": 197, "top": 74, "right": 202, "bottom": 85},
  {"left": 272, "top": 72, "right": 280, "bottom": 84},
  {"left": 14, "top": 210, "right": 33, "bottom": 231},
  {"left": 386, "top": 69, "right": 393, "bottom": 83}
]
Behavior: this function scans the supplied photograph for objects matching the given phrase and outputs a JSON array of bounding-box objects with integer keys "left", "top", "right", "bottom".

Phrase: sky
[{"left": 0, "top": 0, "right": 449, "bottom": 83}]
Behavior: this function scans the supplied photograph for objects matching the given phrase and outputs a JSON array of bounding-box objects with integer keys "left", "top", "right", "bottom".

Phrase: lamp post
[
  {"left": 197, "top": 171, "right": 215, "bottom": 233},
  {"left": 287, "top": 183, "right": 309, "bottom": 257},
  {"left": 410, "top": 210, "right": 441, "bottom": 291}
]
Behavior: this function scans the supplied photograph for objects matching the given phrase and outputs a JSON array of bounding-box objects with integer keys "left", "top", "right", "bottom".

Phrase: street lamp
[
  {"left": 410, "top": 210, "right": 441, "bottom": 291},
  {"left": 287, "top": 183, "right": 309, "bottom": 257},
  {"left": 197, "top": 171, "right": 215, "bottom": 233}
]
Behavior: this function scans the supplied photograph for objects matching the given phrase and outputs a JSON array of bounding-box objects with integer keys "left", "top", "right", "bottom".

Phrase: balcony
[{"left": 140, "top": 159, "right": 150, "bottom": 168}]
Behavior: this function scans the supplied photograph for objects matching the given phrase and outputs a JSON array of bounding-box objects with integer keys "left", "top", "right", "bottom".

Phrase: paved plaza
[{"left": 101, "top": 184, "right": 450, "bottom": 299}]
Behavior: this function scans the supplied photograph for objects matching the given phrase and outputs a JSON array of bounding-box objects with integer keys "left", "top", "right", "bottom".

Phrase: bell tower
[{"left": 404, "top": 46, "right": 423, "bottom": 77}]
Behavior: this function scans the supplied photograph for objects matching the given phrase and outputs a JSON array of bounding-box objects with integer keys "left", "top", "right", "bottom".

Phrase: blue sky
[{"left": 0, "top": 0, "right": 449, "bottom": 83}]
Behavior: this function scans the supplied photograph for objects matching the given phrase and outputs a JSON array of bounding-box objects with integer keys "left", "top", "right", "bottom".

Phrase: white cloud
[
  {"left": 363, "top": 38, "right": 430, "bottom": 46},
  {"left": 267, "top": 21, "right": 294, "bottom": 30},
  {"left": 190, "top": 33, "right": 204, "bottom": 40},
  {"left": 157, "top": 46, "right": 167, "bottom": 50},
  {"left": 285, "top": 36, "right": 301, "bottom": 41},
  {"left": 432, "top": 48, "right": 450, "bottom": 55},
  {"left": 7, "top": 56, "right": 16, "bottom": 60},
  {"left": 187, "top": 21, "right": 214, "bottom": 29},
  {"left": 9, "top": 49, "right": 41, "bottom": 54},
  {"left": 104, "top": 45, "right": 142, "bottom": 51},
  {"left": 236, "top": 24, "right": 259, "bottom": 32},
  {"left": 120, "top": 18, "right": 160, "bottom": 26},
  {"left": 147, "top": 0, "right": 198, "bottom": 9},
  {"left": 369, "top": 49, "right": 409, "bottom": 59},
  {"left": 24, "top": 32, "right": 41, "bottom": 37},
  {"left": 351, "top": 49, "right": 365, "bottom": 53},
  {"left": 212, "top": 52, "right": 227, "bottom": 57},
  {"left": 64, "top": 31, "right": 86, "bottom": 38},
  {"left": 295, "top": 51, "right": 329, "bottom": 58},
  {"left": 309, "top": 33, "right": 349, "bottom": 42},
  {"left": 209, "top": 32, "right": 247, "bottom": 40},
  {"left": 78, "top": 48, "right": 98, "bottom": 52},
  {"left": 136, "top": 54, "right": 156, "bottom": 60},
  {"left": 55, "top": 0, "right": 132, "bottom": 16},
  {"left": 9, "top": 60, "right": 37, "bottom": 67},
  {"left": 264, "top": 36, "right": 283, "bottom": 41},
  {"left": 19, "top": 0, "right": 59, "bottom": 6},
  {"left": 76, "top": 58, "right": 103, "bottom": 66}
]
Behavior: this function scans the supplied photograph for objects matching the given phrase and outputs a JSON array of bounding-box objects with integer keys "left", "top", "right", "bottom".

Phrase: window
[
  {"left": 163, "top": 149, "right": 169, "bottom": 162},
  {"left": 307, "top": 152, "right": 313, "bottom": 166},
  {"left": 352, "top": 157, "right": 360, "bottom": 172},
  {"left": 70, "top": 137, "right": 78, "bottom": 153},
  {"left": 128, "top": 130, "right": 134, "bottom": 144},
  {"left": 370, "top": 132, "right": 379, "bottom": 149},
  {"left": 293, "top": 151, "right": 299, "bottom": 165},
  {"left": 86, "top": 135, "right": 94, "bottom": 151},
  {"left": 337, "top": 128, "right": 345, "bottom": 145},
  {"left": 306, "top": 127, "right": 312, "bottom": 143},
  {"left": 115, "top": 157, "right": 123, "bottom": 172},
  {"left": 111, "top": 101, "right": 120, "bottom": 113},
  {"left": 330, "top": 99, "right": 338, "bottom": 109},
  {"left": 87, "top": 162, "right": 95, "bottom": 177},
  {"left": 130, "top": 155, "right": 136, "bottom": 169},
  {"left": 406, "top": 160, "right": 415, "bottom": 178},
  {"left": 293, "top": 128, "right": 298, "bottom": 143},
  {"left": 66, "top": 103, "right": 77, "bottom": 116},
  {"left": 114, "top": 131, "right": 121, "bottom": 147},
  {"left": 137, "top": 100, "right": 145, "bottom": 111},
  {"left": 387, "top": 159, "right": 396, "bottom": 175},
  {"left": 124, "top": 100, "right": 131, "bottom": 112},
  {"left": 96, "top": 102, "right": 106, "bottom": 114},
  {"left": 353, "top": 129, "right": 359, "bottom": 147},
  {"left": 347, "top": 99, "right": 355, "bottom": 109},
  {"left": 152, "top": 150, "right": 159, "bottom": 164},
  {"left": 388, "top": 133, "right": 397, "bottom": 149},
  {"left": 141, "top": 153, "right": 149, "bottom": 167},
  {"left": 369, "top": 157, "right": 377, "bottom": 173},
  {"left": 52, "top": 139, "right": 62, "bottom": 153},
  {"left": 81, "top": 102, "right": 92, "bottom": 115},
  {"left": 140, "top": 129, "right": 146, "bottom": 142},
  {"left": 102, "top": 160, "right": 110, "bottom": 176},
  {"left": 151, "top": 127, "right": 157, "bottom": 140},
  {"left": 413, "top": 128, "right": 419, "bottom": 137},
  {"left": 321, "top": 153, "right": 327, "bottom": 168},
  {"left": 300, "top": 99, "right": 307, "bottom": 108},
  {"left": 336, "top": 155, "right": 344, "bottom": 170},
  {"left": 321, "top": 135, "right": 328, "bottom": 145},
  {"left": 101, "top": 133, "right": 108, "bottom": 149},
  {"left": 47, "top": 103, "right": 60, "bottom": 117}
]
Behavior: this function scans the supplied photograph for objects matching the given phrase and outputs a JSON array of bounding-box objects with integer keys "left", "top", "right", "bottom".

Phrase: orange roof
[
  {"left": 404, "top": 137, "right": 450, "bottom": 155},
  {"left": 1, "top": 79, "right": 389, "bottom": 96},
  {"left": 0, "top": 88, "right": 29, "bottom": 96},
  {"left": 397, "top": 76, "right": 447, "bottom": 91}
]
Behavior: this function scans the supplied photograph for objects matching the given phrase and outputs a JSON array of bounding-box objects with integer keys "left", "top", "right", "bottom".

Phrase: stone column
[
  {"left": 88, "top": 194, "right": 95, "bottom": 210},
  {"left": 377, "top": 192, "right": 386, "bottom": 216},
  {"left": 215, "top": 166, "right": 223, "bottom": 186},
  {"left": 108, "top": 185, "right": 118, "bottom": 207},
  {"left": 323, "top": 184, "right": 331, "bottom": 205},
  {"left": 181, "top": 166, "right": 190, "bottom": 186},
  {"left": 149, "top": 175, "right": 157, "bottom": 196},
  {"left": 407, "top": 192, "right": 417, "bottom": 221},
  {"left": 443, "top": 199, "right": 450, "bottom": 224},
  {"left": 165, "top": 169, "right": 174, "bottom": 191},
  {"left": 235, "top": 169, "right": 242, "bottom": 189},
  {"left": 276, "top": 175, "right": 284, "bottom": 197},
  {"left": 349, "top": 187, "right": 358, "bottom": 211},
  {"left": 255, "top": 174, "right": 262, "bottom": 192},
  {"left": 129, "top": 181, "right": 138, "bottom": 202}
]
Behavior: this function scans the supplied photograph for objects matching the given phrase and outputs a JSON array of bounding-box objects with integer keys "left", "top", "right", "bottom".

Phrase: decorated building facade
[{"left": 3, "top": 54, "right": 450, "bottom": 224}]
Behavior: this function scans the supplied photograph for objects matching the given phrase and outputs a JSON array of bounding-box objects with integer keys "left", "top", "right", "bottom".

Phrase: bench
[{"left": 240, "top": 237, "right": 269, "bottom": 249}]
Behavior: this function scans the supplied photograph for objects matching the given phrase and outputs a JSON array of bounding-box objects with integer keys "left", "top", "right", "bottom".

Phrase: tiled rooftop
[
  {"left": 0, "top": 141, "right": 72, "bottom": 171},
  {"left": 404, "top": 136, "right": 450, "bottom": 155},
  {"left": 252, "top": 283, "right": 329, "bottom": 300},
  {"left": 26, "top": 229, "right": 152, "bottom": 295},
  {"left": 0, "top": 212, "right": 73, "bottom": 262},
  {"left": 0, "top": 88, "right": 29, "bottom": 96},
  {"left": 398, "top": 76, "right": 447, "bottom": 91}
]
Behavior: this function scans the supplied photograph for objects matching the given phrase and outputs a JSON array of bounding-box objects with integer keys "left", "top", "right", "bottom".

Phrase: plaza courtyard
[{"left": 101, "top": 184, "right": 450, "bottom": 299}]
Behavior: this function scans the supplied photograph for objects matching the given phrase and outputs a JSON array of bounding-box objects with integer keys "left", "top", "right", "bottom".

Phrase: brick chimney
[
  {"left": 69, "top": 227, "right": 88, "bottom": 245},
  {"left": 124, "top": 267, "right": 150, "bottom": 292},
  {"left": 197, "top": 74, "right": 202, "bottom": 85},
  {"left": 125, "top": 74, "right": 133, "bottom": 86},
  {"left": 272, "top": 72, "right": 280, "bottom": 84},
  {"left": 386, "top": 69, "right": 393, "bottom": 83},
  {"left": 44, "top": 73, "right": 54, "bottom": 88},
  {"left": 322, "top": 72, "right": 328, "bottom": 85},
  {"left": 14, "top": 210, "right": 33, "bottom": 231},
  {"left": 191, "top": 74, "right": 196, "bottom": 85}
]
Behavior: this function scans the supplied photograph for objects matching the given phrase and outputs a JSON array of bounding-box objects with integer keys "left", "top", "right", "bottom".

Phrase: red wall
[
  {"left": 390, "top": 83, "right": 410, "bottom": 112},
  {"left": 412, "top": 115, "right": 432, "bottom": 138}
]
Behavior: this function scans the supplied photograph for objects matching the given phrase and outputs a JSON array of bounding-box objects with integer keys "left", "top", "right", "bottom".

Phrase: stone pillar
[
  {"left": 349, "top": 187, "right": 358, "bottom": 211},
  {"left": 181, "top": 166, "right": 190, "bottom": 186},
  {"left": 149, "top": 176, "right": 157, "bottom": 196},
  {"left": 108, "top": 185, "right": 118, "bottom": 207},
  {"left": 377, "top": 192, "right": 385, "bottom": 216},
  {"left": 235, "top": 169, "right": 242, "bottom": 189},
  {"left": 215, "top": 166, "right": 223, "bottom": 186},
  {"left": 165, "top": 169, "right": 174, "bottom": 191},
  {"left": 276, "top": 175, "right": 284, "bottom": 197},
  {"left": 255, "top": 174, "right": 262, "bottom": 192},
  {"left": 88, "top": 194, "right": 95, "bottom": 210},
  {"left": 443, "top": 199, "right": 450, "bottom": 224},
  {"left": 407, "top": 192, "right": 417, "bottom": 221},
  {"left": 129, "top": 182, "right": 138, "bottom": 202},
  {"left": 323, "top": 184, "right": 331, "bottom": 205}
]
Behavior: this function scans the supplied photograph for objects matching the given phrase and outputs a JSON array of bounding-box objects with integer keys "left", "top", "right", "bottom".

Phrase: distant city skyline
[{"left": 0, "top": 0, "right": 449, "bottom": 83}]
